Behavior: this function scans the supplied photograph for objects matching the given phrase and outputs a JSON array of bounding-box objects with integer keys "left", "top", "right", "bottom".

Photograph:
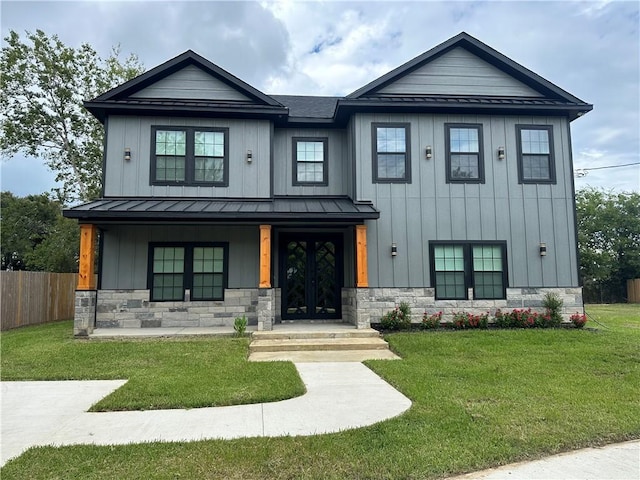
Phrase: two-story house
[{"left": 65, "top": 32, "right": 592, "bottom": 336}]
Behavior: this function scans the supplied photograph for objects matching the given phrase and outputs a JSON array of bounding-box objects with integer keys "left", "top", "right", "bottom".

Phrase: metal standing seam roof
[{"left": 63, "top": 197, "right": 380, "bottom": 222}]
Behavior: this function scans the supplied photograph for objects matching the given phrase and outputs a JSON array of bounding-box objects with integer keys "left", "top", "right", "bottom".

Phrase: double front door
[{"left": 280, "top": 234, "right": 343, "bottom": 320}]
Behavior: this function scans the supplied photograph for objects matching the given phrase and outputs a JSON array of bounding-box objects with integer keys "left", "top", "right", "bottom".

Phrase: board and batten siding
[
  {"left": 130, "top": 65, "right": 251, "bottom": 101},
  {"left": 376, "top": 47, "right": 543, "bottom": 97},
  {"left": 353, "top": 112, "right": 578, "bottom": 289},
  {"left": 101, "top": 225, "right": 259, "bottom": 290},
  {"left": 272, "top": 128, "right": 350, "bottom": 196},
  {"left": 104, "top": 115, "right": 271, "bottom": 198}
]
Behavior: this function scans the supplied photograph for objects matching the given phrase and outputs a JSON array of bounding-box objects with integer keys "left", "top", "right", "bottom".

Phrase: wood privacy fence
[
  {"left": 629, "top": 279, "right": 640, "bottom": 304},
  {"left": 1, "top": 271, "right": 77, "bottom": 331}
]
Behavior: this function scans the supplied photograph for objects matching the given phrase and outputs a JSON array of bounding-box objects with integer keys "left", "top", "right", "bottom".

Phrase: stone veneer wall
[
  {"left": 74, "top": 290, "right": 97, "bottom": 336},
  {"left": 349, "top": 287, "right": 584, "bottom": 327},
  {"left": 94, "top": 289, "right": 260, "bottom": 328}
]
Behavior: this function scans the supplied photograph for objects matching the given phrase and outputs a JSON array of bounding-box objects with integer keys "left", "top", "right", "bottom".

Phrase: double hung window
[
  {"left": 149, "top": 243, "right": 227, "bottom": 301},
  {"left": 293, "top": 137, "right": 328, "bottom": 185},
  {"left": 372, "top": 123, "right": 411, "bottom": 182},
  {"left": 516, "top": 125, "right": 555, "bottom": 183},
  {"left": 152, "top": 127, "right": 228, "bottom": 186},
  {"left": 430, "top": 242, "right": 507, "bottom": 300},
  {"left": 445, "top": 124, "right": 484, "bottom": 183}
]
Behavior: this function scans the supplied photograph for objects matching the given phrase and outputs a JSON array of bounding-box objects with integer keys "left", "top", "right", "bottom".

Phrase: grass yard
[
  {"left": 0, "top": 322, "right": 304, "bottom": 410},
  {"left": 1, "top": 304, "right": 639, "bottom": 479}
]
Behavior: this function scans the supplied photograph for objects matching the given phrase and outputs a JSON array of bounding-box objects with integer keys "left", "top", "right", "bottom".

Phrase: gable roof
[
  {"left": 84, "top": 33, "right": 592, "bottom": 124},
  {"left": 347, "top": 32, "right": 588, "bottom": 105},
  {"left": 85, "top": 50, "right": 287, "bottom": 122}
]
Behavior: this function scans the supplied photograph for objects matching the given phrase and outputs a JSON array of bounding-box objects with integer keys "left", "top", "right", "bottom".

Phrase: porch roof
[{"left": 63, "top": 196, "right": 380, "bottom": 223}]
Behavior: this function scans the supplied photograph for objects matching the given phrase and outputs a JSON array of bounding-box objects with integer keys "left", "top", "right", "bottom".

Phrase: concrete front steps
[{"left": 248, "top": 326, "right": 400, "bottom": 362}]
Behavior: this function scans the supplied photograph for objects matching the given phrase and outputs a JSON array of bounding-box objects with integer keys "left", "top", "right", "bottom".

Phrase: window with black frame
[
  {"left": 152, "top": 127, "right": 228, "bottom": 186},
  {"left": 431, "top": 242, "right": 506, "bottom": 300},
  {"left": 149, "top": 244, "right": 227, "bottom": 301},
  {"left": 293, "top": 137, "right": 328, "bottom": 185},
  {"left": 372, "top": 123, "right": 411, "bottom": 182},
  {"left": 516, "top": 125, "right": 555, "bottom": 184},
  {"left": 445, "top": 124, "right": 484, "bottom": 183}
]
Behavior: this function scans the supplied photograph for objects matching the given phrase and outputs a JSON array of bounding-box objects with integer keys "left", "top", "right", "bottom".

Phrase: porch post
[
  {"left": 259, "top": 224, "right": 271, "bottom": 288},
  {"left": 77, "top": 224, "right": 97, "bottom": 290},
  {"left": 74, "top": 223, "right": 97, "bottom": 336},
  {"left": 257, "top": 225, "right": 274, "bottom": 331},
  {"left": 355, "top": 224, "right": 369, "bottom": 287}
]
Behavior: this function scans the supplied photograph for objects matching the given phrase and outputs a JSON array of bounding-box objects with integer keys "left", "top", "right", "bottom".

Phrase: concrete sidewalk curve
[{"left": 0, "top": 362, "right": 412, "bottom": 466}]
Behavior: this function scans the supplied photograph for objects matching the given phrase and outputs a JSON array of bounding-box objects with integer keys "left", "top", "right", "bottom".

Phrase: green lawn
[
  {"left": 0, "top": 322, "right": 304, "bottom": 410},
  {"left": 1, "top": 304, "right": 639, "bottom": 479}
]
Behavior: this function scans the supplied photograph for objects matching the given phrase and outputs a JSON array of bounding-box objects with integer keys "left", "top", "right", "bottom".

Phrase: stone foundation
[
  {"left": 93, "top": 289, "right": 260, "bottom": 329},
  {"left": 347, "top": 287, "right": 584, "bottom": 327},
  {"left": 75, "top": 286, "right": 583, "bottom": 335}
]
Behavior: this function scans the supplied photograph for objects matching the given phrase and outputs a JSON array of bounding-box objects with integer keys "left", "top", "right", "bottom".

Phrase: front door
[{"left": 280, "top": 234, "right": 343, "bottom": 320}]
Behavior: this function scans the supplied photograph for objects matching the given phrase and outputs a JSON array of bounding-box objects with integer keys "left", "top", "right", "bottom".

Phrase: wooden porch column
[
  {"left": 259, "top": 225, "right": 271, "bottom": 288},
  {"left": 355, "top": 224, "right": 369, "bottom": 287},
  {"left": 77, "top": 224, "right": 97, "bottom": 290}
]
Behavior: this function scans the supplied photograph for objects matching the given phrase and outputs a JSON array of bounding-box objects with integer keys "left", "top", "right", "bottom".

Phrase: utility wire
[
  {"left": 574, "top": 161, "right": 640, "bottom": 177},
  {"left": 578, "top": 162, "right": 640, "bottom": 172}
]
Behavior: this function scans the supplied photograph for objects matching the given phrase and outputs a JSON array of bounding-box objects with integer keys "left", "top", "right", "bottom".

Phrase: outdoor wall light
[
  {"left": 539, "top": 242, "right": 547, "bottom": 256},
  {"left": 247, "top": 150, "right": 253, "bottom": 163},
  {"left": 124, "top": 147, "right": 131, "bottom": 161},
  {"left": 391, "top": 242, "right": 398, "bottom": 257},
  {"left": 498, "top": 146, "right": 505, "bottom": 160},
  {"left": 425, "top": 145, "right": 432, "bottom": 159}
]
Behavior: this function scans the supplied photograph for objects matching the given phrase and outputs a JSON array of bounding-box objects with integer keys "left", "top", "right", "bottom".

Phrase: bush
[
  {"left": 422, "top": 311, "right": 442, "bottom": 329},
  {"left": 494, "top": 308, "right": 554, "bottom": 328},
  {"left": 451, "top": 312, "right": 489, "bottom": 330},
  {"left": 570, "top": 313, "right": 588, "bottom": 328},
  {"left": 380, "top": 302, "right": 411, "bottom": 331},
  {"left": 542, "top": 293, "right": 564, "bottom": 327}
]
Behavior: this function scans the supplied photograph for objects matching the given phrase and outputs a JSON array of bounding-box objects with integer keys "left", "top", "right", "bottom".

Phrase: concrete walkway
[
  {"left": 448, "top": 440, "right": 640, "bottom": 480},
  {"left": 0, "top": 362, "right": 411, "bottom": 466}
]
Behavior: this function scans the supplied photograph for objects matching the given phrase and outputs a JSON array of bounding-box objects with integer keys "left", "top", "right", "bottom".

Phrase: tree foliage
[
  {"left": 0, "top": 191, "right": 79, "bottom": 272},
  {"left": 576, "top": 187, "right": 640, "bottom": 302},
  {"left": 0, "top": 30, "right": 144, "bottom": 204}
]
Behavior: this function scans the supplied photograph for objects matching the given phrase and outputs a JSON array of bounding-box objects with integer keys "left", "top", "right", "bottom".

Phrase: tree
[
  {"left": 576, "top": 188, "right": 640, "bottom": 302},
  {"left": 0, "top": 191, "right": 79, "bottom": 272},
  {"left": 0, "top": 30, "right": 144, "bottom": 204}
]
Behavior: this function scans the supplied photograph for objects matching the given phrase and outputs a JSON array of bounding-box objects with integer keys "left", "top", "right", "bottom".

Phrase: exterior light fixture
[
  {"left": 539, "top": 242, "right": 547, "bottom": 256},
  {"left": 247, "top": 150, "right": 253, "bottom": 163},
  {"left": 391, "top": 242, "right": 398, "bottom": 257},
  {"left": 425, "top": 146, "right": 432, "bottom": 159},
  {"left": 497, "top": 146, "right": 505, "bottom": 160},
  {"left": 124, "top": 147, "right": 131, "bottom": 161}
]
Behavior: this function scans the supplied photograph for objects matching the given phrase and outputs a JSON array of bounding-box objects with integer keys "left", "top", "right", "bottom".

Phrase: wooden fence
[
  {"left": 629, "top": 279, "right": 640, "bottom": 304},
  {"left": 1, "top": 271, "right": 77, "bottom": 331}
]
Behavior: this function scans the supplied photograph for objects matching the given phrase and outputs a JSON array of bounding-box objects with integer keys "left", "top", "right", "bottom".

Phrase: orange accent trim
[
  {"left": 355, "top": 224, "right": 368, "bottom": 287},
  {"left": 259, "top": 225, "right": 271, "bottom": 288},
  {"left": 77, "top": 224, "right": 97, "bottom": 290}
]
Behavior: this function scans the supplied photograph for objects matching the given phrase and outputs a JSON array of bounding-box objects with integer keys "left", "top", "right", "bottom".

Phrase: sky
[{"left": 1, "top": 0, "right": 639, "bottom": 196}]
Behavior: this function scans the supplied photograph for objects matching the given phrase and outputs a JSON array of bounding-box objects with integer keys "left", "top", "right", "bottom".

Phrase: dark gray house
[{"left": 65, "top": 32, "right": 592, "bottom": 335}]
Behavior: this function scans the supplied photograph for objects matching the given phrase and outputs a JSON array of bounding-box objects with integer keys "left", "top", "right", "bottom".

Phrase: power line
[{"left": 574, "top": 162, "right": 640, "bottom": 177}]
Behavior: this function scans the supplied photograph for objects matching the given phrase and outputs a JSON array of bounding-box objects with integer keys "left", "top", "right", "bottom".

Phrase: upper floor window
[
  {"left": 149, "top": 243, "right": 227, "bottom": 302},
  {"left": 151, "top": 127, "right": 229, "bottom": 186},
  {"left": 293, "top": 137, "right": 328, "bottom": 185},
  {"left": 430, "top": 242, "right": 507, "bottom": 300},
  {"left": 372, "top": 123, "right": 411, "bottom": 183},
  {"left": 445, "top": 124, "right": 485, "bottom": 183},
  {"left": 516, "top": 125, "right": 555, "bottom": 184}
]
